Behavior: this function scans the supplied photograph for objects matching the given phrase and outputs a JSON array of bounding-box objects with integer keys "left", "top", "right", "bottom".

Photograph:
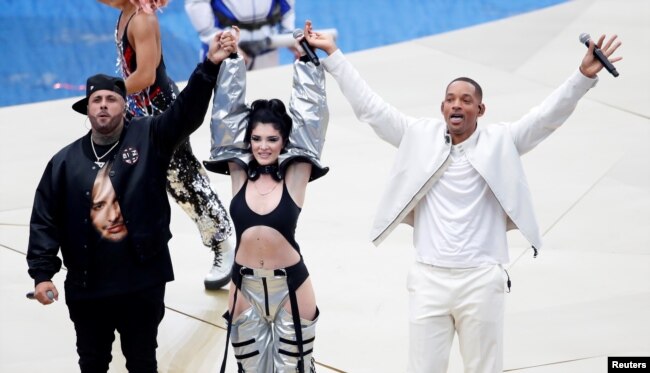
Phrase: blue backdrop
[{"left": 0, "top": 0, "right": 565, "bottom": 107}]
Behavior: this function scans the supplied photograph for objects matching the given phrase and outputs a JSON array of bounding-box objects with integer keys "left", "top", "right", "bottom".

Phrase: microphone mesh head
[
  {"left": 579, "top": 33, "right": 590, "bottom": 44},
  {"left": 293, "top": 29, "right": 304, "bottom": 39}
]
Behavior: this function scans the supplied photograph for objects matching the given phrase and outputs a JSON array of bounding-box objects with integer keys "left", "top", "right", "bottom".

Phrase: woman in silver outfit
[{"left": 204, "top": 24, "right": 329, "bottom": 373}]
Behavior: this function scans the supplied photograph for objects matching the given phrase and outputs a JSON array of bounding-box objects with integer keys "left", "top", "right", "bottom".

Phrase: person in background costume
[{"left": 185, "top": 0, "right": 299, "bottom": 70}]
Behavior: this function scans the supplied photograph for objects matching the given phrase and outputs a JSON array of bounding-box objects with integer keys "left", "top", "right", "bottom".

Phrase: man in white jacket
[{"left": 304, "top": 21, "right": 622, "bottom": 373}]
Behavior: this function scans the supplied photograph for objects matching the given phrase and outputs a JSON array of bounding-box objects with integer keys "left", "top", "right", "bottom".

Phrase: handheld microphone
[
  {"left": 579, "top": 33, "right": 619, "bottom": 77},
  {"left": 26, "top": 290, "right": 55, "bottom": 301},
  {"left": 292, "top": 29, "right": 320, "bottom": 66}
]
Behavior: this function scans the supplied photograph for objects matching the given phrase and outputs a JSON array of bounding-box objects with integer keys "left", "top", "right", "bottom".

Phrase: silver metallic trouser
[
  {"left": 166, "top": 139, "right": 232, "bottom": 247},
  {"left": 229, "top": 270, "right": 318, "bottom": 373}
]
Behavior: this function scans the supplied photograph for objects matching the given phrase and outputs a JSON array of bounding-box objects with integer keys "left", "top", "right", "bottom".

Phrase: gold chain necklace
[
  {"left": 253, "top": 180, "right": 280, "bottom": 196},
  {"left": 90, "top": 137, "right": 119, "bottom": 169}
]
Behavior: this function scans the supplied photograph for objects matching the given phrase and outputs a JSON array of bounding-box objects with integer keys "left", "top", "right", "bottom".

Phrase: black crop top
[{"left": 229, "top": 180, "right": 302, "bottom": 253}]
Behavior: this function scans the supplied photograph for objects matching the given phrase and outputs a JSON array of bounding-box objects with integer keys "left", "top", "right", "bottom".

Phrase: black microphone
[
  {"left": 293, "top": 29, "right": 320, "bottom": 66},
  {"left": 579, "top": 33, "right": 619, "bottom": 77}
]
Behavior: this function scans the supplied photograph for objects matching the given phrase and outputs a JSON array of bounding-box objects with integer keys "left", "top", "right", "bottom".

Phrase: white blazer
[{"left": 322, "top": 50, "right": 597, "bottom": 250}]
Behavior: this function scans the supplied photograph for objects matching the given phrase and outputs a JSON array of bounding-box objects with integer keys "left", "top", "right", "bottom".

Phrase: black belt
[
  {"left": 232, "top": 259, "right": 309, "bottom": 291},
  {"left": 239, "top": 267, "right": 287, "bottom": 277}
]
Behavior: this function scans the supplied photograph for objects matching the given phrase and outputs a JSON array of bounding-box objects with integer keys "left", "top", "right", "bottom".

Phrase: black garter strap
[{"left": 221, "top": 259, "right": 310, "bottom": 373}]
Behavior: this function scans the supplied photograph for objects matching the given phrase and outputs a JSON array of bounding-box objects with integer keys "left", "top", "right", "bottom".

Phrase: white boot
[{"left": 204, "top": 235, "right": 235, "bottom": 290}]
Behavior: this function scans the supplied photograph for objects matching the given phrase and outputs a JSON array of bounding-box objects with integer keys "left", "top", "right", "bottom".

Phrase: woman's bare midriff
[
  {"left": 235, "top": 225, "right": 301, "bottom": 269},
  {"left": 229, "top": 226, "right": 317, "bottom": 320}
]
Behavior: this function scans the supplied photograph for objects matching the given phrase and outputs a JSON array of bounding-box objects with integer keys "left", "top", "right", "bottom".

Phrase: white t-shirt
[{"left": 414, "top": 143, "right": 509, "bottom": 268}]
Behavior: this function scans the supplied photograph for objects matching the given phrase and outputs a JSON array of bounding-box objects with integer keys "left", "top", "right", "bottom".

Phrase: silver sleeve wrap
[
  {"left": 279, "top": 58, "right": 330, "bottom": 182},
  {"left": 203, "top": 55, "right": 252, "bottom": 174}
]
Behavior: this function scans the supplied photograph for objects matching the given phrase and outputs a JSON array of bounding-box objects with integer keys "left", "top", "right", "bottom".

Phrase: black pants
[{"left": 66, "top": 284, "right": 166, "bottom": 373}]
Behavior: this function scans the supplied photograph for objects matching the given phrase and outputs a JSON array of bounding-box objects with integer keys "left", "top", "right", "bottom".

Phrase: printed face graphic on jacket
[{"left": 91, "top": 165, "right": 128, "bottom": 242}]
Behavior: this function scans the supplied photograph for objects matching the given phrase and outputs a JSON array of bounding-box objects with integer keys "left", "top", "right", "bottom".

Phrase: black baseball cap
[{"left": 72, "top": 74, "right": 126, "bottom": 115}]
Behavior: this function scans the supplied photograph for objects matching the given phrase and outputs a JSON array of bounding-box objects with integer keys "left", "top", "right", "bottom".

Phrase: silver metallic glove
[
  {"left": 203, "top": 54, "right": 252, "bottom": 174},
  {"left": 279, "top": 57, "right": 330, "bottom": 181}
]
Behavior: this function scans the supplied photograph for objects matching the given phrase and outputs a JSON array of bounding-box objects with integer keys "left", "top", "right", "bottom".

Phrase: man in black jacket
[{"left": 26, "top": 31, "right": 237, "bottom": 373}]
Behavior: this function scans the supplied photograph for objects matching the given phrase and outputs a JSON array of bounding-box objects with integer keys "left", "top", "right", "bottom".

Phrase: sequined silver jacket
[{"left": 204, "top": 55, "right": 329, "bottom": 181}]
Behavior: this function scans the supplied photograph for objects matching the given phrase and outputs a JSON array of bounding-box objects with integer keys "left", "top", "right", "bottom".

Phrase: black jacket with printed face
[{"left": 27, "top": 60, "right": 222, "bottom": 294}]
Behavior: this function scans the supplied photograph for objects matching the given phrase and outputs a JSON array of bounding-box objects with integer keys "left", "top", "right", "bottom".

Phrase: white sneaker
[{"left": 204, "top": 235, "right": 235, "bottom": 290}]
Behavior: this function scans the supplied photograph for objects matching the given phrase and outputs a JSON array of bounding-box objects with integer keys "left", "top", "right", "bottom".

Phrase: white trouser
[{"left": 407, "top": 262, "right": 506, "bottom": 373}]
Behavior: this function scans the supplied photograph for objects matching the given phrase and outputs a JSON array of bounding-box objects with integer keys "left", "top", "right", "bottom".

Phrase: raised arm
[
  {"left": 203, "top": 27, "right": 251, "bottom": 194},
  {"left": 307, "top": 21, "right": 414, "bottom": 147},
  {"left": 280, "top": 23, "right": 330, "bottom": 185},
  {"left": 508, "top": 34, "right": 621, "bottom": 154},
  {"left": 151, "top": 30, "right": 237, "bottom": 154}
]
